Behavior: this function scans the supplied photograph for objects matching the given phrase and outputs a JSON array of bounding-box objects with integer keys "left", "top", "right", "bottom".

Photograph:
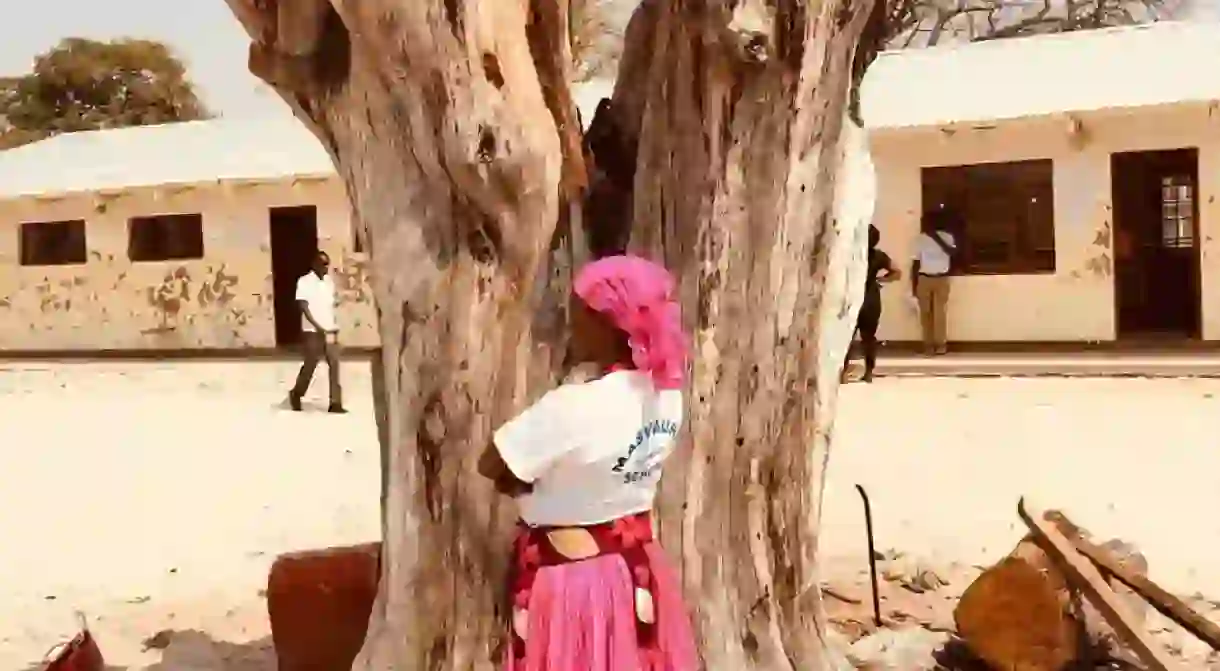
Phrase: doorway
[
  {"left": 1111, "top": 148, "right": 1201, "bottom": 339},
  {"left": 269, "top": 206, "right": 319, "bottom": 347}
]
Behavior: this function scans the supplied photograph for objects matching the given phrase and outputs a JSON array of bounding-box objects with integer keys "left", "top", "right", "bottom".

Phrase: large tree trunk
[{"left": 223, "top": 0, "right": 880, "bottom": 669}]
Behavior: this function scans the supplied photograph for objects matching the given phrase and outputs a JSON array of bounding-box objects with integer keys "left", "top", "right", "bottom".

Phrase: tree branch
[
  {"left": 884, "top": 0, "right": 1175, "bottom": 47},
  {"left": 278, "top": 0, "right": 331, "bottom": 56}
]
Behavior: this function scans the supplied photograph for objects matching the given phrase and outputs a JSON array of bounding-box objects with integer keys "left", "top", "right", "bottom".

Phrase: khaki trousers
[
  {"left": 291, "top": 331, "right": 343, "bottom": 405},
  {"left": 915, "top": 275, "right": 951, "bottom": 349}
]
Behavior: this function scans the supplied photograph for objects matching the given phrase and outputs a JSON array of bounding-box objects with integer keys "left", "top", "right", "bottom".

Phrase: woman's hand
[{"left": 478, "top": 442, "right": 534, "bottom": 497}]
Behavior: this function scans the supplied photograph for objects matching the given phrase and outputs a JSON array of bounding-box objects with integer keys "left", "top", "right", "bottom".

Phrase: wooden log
[
  {"left": 1019, "top": 499, "right": 1180, "bottom": 671},
  {"left": 1052, "top": 511, "right": 1220, "bottom": 652},
  {"left": 955, "top": 509, "right": 1155, "bottom": 670},
  {"left": 954, "top": 535, "right": 1082, "bottom": 671},
  {"left": 1076, "top": 537, "right": 1151, "bottom": 667}
]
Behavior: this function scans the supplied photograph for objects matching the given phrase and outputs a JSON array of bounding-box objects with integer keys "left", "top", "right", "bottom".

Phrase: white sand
[
  {"left": 2, "top": 362, "right": 1217, "bottom": 668},
  {"left": 0, "top": 361, "right": 379, "bottom": 669},
  {"left": 823, "top": 375, "right": 1220, "bottom": 599}
]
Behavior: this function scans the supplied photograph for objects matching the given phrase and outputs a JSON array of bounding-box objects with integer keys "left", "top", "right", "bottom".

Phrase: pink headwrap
[{"left": 573, "top": 255, "right": 688, "bottom": 389}]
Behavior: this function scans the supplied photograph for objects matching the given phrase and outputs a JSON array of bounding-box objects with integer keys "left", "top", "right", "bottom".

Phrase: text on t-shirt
[{"left": 613, "top": 418, "right": 679, "bottom": 483}]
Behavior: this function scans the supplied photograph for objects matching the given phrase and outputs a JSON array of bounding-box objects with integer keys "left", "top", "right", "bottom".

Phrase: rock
[
  {"left": 142, "top": 629, "right": 174, "bottom": 651},
  {"left": 846, "top": 626, "right": 949, "bottom": 670},
  {"left": 905, "top": 568, "right": 949, "bottom": 594},
  {"left": 882, "top": 556, "right": 948, "bottom": 594},
  {"left": 267, "top": 542, "right": 381, "bottom": 671}
]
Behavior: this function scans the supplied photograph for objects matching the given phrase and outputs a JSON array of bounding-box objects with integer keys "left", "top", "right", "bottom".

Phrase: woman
[
  {"left": 479, "top": 255, "right": 697, "bottom": 671},
  {"left": 846, "top": 224, "right": 900, "bottom": 383}
]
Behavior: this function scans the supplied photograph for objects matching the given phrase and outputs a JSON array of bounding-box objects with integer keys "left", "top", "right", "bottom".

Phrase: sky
[
  {"left": 0, "top": 1, "right": 290, "bottom": 119},
  {"left": 1, "top": 0, "right": 1215, "bottom": 121},
  {"left": 0, "top": 1, "right": 642, "bottom": 120}
]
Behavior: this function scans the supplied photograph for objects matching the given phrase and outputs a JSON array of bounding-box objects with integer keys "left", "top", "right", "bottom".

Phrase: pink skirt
[{"left": 503, "top": 542, "right": 698, "bottom": 671}]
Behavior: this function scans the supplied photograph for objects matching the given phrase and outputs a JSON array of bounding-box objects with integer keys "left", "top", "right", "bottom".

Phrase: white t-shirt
[
  {"left": 295, "top": 272, "right": 337, "bottom": 332},
  {"left": 913, "top": 231, "right": 956, "bottom": 276},
  {"left": 494, "top": 370, "right": 684, "bottom": 527}
]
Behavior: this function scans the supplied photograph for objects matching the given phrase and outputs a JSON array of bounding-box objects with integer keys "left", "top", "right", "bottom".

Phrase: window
[
  {"left": 1160, "top": 175, "right": 1194, "bottom": 249},
  {"left": 19, "top": 219, "right": 87, "bottom": 266},
  {"left": 128, "top": 213, "right": 204, "bottom": 261},
  {"left": 921, "top": 159, "right": 1055, "bottom": 275}
]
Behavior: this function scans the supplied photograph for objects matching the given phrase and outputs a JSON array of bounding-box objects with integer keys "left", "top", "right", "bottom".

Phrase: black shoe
[
  {"left": 328, "top": 404, "right": 348, "bottom": 414},
  {"left": 862, "top": 371, "right": 874, "bottom": 383},
  {"left": 288, "top": 394, "right": 303, "bottom": 412}
]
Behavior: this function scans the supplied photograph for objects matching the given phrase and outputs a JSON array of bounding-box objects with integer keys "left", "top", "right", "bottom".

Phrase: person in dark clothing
[{"left": 846, "top": 224, "right": 901, "bottom": 383}]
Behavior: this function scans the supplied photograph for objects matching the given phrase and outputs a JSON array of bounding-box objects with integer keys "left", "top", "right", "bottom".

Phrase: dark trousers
[
  {"left": 846, "top": 291, "right": 881, "bottom": 376},
  {"left": 291, "top": 331, "right": 342, "bottom": 406}
]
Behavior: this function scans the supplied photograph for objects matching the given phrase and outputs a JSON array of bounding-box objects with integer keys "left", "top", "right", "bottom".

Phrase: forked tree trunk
[{"left": 223, "top": 0, "right": 879, "bottom": 669}]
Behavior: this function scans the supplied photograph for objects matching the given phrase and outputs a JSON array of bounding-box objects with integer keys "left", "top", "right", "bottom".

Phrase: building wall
[
  {"left": 0, "top": 178, "right": 379, "bottom": 351},
  {"left": 869, "top": 102, "right": 1220, "bottom": 342}
]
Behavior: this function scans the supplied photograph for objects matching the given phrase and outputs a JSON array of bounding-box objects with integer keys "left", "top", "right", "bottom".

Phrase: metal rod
[{"left": 856, "top": 484, "right": 882, "bottom": 627}]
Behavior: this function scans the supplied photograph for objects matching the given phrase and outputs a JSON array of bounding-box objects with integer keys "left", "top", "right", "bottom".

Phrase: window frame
[
  {"left": 19, "top": 219, "right": 88, "bottom": 267},
  {"left": 920, "top": 158, "right": 1056, "bottom": 276},
  {"left": 127, "top": 213, "right": 205, "bottom": 262},
  {"left": 1160, "top": 174, "right": 1195, "bottom": 250}
]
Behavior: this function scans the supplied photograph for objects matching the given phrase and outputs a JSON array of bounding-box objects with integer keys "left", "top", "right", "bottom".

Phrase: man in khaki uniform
[{"left": 911, "top": 211, "right": 958, "bottom": 355}]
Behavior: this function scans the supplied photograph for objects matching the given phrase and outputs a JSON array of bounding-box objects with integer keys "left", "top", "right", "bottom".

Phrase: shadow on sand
[
  {"left": 140, "top": 629, "right": 274, "bottom": 671},
  {"left": 20, "top": 630, "right": 275, "bottom": 671}
]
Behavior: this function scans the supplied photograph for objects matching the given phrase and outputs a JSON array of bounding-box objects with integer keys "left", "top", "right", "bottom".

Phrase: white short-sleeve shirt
[
  {"left": 494, "top": 370, "right": 684, "bottom": 527},
  {"left": 295, "top": 272, "right": 337, "bottom": 332},
  {"left": 913, "top": 231, "right": 956, "bottom": 276}
]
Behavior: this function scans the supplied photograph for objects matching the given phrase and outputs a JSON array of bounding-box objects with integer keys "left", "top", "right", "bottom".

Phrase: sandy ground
[
  {"left": 3, "top": 361, "right": 1219, "bottom": 668},
  {"left": 824, "top": 375, "right": 1220, "bottom": 600},
  {"left": 0, "top": 361, "right": 379, "bottom": 669}
]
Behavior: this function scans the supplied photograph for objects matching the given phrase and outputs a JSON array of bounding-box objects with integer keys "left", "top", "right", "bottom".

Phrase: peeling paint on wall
[
  {"left": 0, "top": 181, "right": 382, "bottom": 351},
  {"left": 1083, "top": 254, "right": 1111, "bottom": 278},
  {"left": 1083, "top": 220, "right": 1113, "bottom": 278},
  {"left": 870, "top": 104, "right": 1220, "bottom": 342},
  {"left": 333, "top": 254, "right": 371, "bottom": 304},
  {"left": 197, "top": 265, "right": 239, "bottom": 307},
  {"left": 145, "top": 266, "right": 192, "bottom": 333}
]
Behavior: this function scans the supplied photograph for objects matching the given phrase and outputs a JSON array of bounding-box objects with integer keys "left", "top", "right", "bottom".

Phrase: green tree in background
[{"left": 0, "top": 38, "right": 211, "bottom": 150}]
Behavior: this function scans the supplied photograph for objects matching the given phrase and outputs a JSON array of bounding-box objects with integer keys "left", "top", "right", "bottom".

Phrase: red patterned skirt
[{"left": 504, "top": 512, "right": 697, "bottom": 671}]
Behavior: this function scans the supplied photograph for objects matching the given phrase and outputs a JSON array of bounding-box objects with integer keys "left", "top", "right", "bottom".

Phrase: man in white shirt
[
  {"left": 911, "top": 210, "right": 959, "bottom": 355},
  {"left": 288, "top": 251, "right": 345, "bottom": 413}
]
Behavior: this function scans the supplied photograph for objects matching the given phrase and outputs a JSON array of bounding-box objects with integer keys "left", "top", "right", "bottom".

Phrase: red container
[
  {"left": 44, "top": 614, "right": 104, "bottom": 671},
  {"left": 267, "top": 542, "right": 382, "bottom": 671}
]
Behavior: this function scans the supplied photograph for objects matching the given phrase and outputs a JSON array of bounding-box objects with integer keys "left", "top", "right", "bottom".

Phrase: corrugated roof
[
  {"left": 0, "top": 118, "right": 336, "bottom": 200},
  {"left": 0, "top": 83, "right": 617, "bottom": 200},
  {"left": 861, "top": 21, "right": 1220, "bottom": 130}
]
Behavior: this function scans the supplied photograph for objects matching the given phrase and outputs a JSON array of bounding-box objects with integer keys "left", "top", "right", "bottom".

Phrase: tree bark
[{"left": 223, "top": 0, "right": 878, "bottom": 669}]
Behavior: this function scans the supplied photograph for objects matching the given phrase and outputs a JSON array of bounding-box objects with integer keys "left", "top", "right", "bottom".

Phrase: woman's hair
[
  {"left": 868, "top": 224, "right": 880, "bottom": 249},
  {"left": 573, "top": 255, "right": 688, "bottom": 389}
]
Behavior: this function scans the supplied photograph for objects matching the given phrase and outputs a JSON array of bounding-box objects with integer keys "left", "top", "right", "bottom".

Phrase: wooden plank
[
  {"left": 1018, "top": 498, "right": 1181, "bottom": 671},
  {"left": 1050, "top": 511, "right": 1220, "bottom": 653}
]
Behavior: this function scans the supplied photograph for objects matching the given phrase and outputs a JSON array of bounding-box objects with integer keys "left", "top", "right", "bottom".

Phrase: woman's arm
[
  {"left": 878, "top": 252, "right": 901, "bottom": 283},
  {"left": 478, "top": 443, "right": 533, "bottom": 497},
  {"left": 478, "top": 384, "right": 583, "bottom": 497}
]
